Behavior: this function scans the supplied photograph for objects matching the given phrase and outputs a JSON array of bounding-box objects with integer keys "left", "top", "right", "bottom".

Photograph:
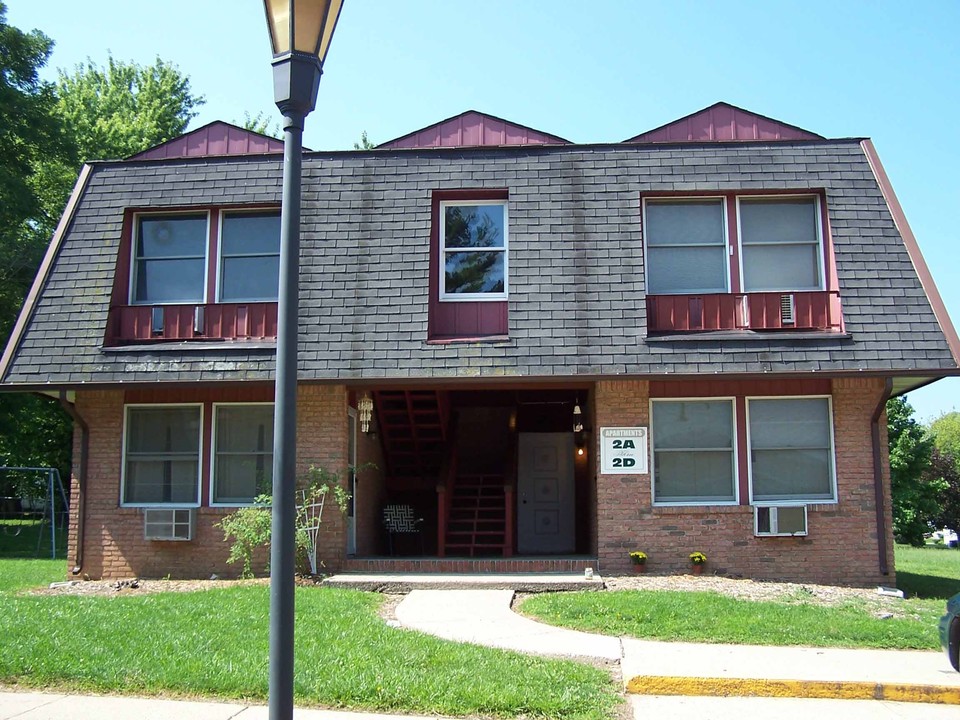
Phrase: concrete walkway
[
  {"left": 394, "top": 588, "right": 960, "bottom": 705},
  {"left": 395, "top": 589, "right": 621, "bottom": 660}
]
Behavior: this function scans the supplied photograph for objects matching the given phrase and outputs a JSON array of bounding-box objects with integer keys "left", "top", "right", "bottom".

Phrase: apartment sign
[{"left": 600, "top": 427, "right": 649, "bottom": 474}]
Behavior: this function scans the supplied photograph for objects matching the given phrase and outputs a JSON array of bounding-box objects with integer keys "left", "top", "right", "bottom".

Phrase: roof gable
[
  {"left": 626, "top": 102, "right": 823, "bottom": 143},
  {"left": 129, "top": 121, "right": 284, "bottom": 160},
  {"left": 379, "top": 110, "right": 570, "bottom": 149}
]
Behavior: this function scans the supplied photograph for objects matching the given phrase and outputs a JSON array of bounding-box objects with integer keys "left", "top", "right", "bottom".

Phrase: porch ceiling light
[
  {"left": 358, "top": 392, "right": 374, "bottom": 433},
  {"left": 573, "top": 399, "right": 583, "bottom": 433}
]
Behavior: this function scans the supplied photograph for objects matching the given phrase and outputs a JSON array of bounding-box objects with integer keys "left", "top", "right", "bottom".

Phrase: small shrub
[
  {"left": 217, "top": 495, "right": 272, "bottom": 578},
  {"left": 689, "top": 551, "right": 707, "bottom": 565}
]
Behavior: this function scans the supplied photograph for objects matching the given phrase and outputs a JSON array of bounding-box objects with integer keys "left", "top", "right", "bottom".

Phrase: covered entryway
[{"left": 351, "top": 387, "right": 593, "bottom": 562}]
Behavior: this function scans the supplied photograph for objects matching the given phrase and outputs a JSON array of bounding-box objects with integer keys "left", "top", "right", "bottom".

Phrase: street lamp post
[{"left": 262, "top": 2, "right": 343, "bottom": 719}]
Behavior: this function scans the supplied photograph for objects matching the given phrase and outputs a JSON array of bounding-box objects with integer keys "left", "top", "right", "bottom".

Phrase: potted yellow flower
[
  {"left": 689, "top": 551, "right": 707, "bottom": 575},
  {"left": 629, "top": 551, "right": 648, "bottom": 573}
]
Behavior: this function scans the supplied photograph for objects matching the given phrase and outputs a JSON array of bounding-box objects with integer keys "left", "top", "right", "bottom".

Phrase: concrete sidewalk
[
  {"left": 0, "top": 690, "right": 442, "bottom": 720},
  {"left": 395, "top": 588, "right": 960, "bottom": 705}
]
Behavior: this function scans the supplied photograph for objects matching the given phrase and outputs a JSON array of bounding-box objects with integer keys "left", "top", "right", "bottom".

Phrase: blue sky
[{"left": 8, "top": 0, "right": 960, "bottom": 421}]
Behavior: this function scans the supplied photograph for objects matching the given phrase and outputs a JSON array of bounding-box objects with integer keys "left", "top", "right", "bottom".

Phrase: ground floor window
[
  {"left": 650, "top": 395, "right": 837, "bottom": 506},
  {"left": 747, "top": 397, "right": 835, "bottom": 502},
  {"left": 212, "top": 404, "right": 274, "bottom": 505},
  {"left": 122, "top": 405, "right": 202, "bottom": 506},
  {"left": 651, "top": 399, "right": 736, "bottom": 504}
]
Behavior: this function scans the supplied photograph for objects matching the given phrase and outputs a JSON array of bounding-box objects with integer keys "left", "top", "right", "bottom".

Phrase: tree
[
  {"left": 929, "top": 411, "right": 960, "bottom": 463},
  {"left": 887, "top": 397, "right": 943, "bottom": 545},
  {"left": 0, "top": 34, "right": 205, "bottom": 486},
  {"left": 56, "top": 55, "right": 203, "bottom": 161},
  {"left": 353, "top": 130, "right": 375, "bottom": 150},
  {"left": 0, "top": 1, "right": 74, "bottom": 342},
  {"left": 31, "top": 56, "right": 205, "bottom": 244},
  {"left": 923, "top": 448, "right": 960, "bottom": 533},
  {"left": 240, "top": 111, "right": 280, "bottom": 140}
]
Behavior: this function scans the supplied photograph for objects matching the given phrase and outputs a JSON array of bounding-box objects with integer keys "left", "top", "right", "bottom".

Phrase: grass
[
  {"left": 520, "top": 545, "right": 960, "bottom": 650},
  {"left": 0, "top": 519, "right": 68, "bottom": 559},
  {"left": 0, "top": 576, "right": 620, "bottom": 719},
  {"left": 894, "top": 543, "right": 960, "bottom": 600},
  {"left": 520, "top": 589, "right": 941, "bottom": 649}
]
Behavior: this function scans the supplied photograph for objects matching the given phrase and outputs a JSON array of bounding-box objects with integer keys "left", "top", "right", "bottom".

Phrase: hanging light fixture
[
  {"left": 358, "top": 392, "right": 373, "bottom": 433},
  {"left": 573, "top": 397, "right": 583, "bottom": 433}
]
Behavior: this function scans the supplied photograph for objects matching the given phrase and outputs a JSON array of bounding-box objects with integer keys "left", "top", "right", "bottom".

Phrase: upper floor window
[
  {"left": 643, "top": 194, "right": 825, "bottom": 296},
  {"left": 645, "top": 199, "right": 727, "bottom": 295},
  {"left": 440, "top": 200, "right": 508, "bottom": 300},
  {"left": 122, "top": 405, "right": 202, "bottom": 506},
  {"left": 219, "top": 212, "right": 281, "bottom": 302},
  {"left": 739, "top": 197, "right": 822, "bottom": 292},
  {"left": 133, "top": 214, "right": 207, "bottom": 304},
  {"left": 129, "top": 209, "right": 280, "bottom": 306}
]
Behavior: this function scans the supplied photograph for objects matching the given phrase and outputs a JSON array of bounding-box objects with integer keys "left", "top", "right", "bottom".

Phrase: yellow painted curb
[{"left": 625, "top": 675, "right": 960, "bottom": 705}]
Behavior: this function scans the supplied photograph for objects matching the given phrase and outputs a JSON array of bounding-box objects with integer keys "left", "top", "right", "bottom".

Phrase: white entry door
[
  {"left": 517, "top": 433, "right": 575, "bottom": 554},
  {"left": 346, "top": 409, "right": 357, "bottom": 555}
]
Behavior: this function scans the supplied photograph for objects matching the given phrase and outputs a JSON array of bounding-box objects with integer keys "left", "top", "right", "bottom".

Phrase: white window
[
  {"left": 212, "top": 404, "right": 274, "bottom": 505},
  {"left": 132, "top": 214, "right": 207, "bottom": 304},
  {"left": 440, "top": 200, "right": 508, "bottom": 300},
  {"left": 218, "top": 211, "right": 281, "bottom": 302},
  {"left": 747, "top": 397, "right": 836, "bottom": 503},
  {"left": 651, "top": 399, "right": 737, "bottom": 504},
  {"left": 644, "top": 199, "right": 728, "bottom": 295},
  {"left": 739, "top": 197, "right": 823, "bottom": 292},
  {"left": 122, "top": 405, "right": 202, "bottom": 506}
]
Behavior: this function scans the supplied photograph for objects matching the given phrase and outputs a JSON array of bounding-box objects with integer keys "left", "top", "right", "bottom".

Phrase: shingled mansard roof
[{"left": 1, "top": 105, "right": 958, "bottom": 389}]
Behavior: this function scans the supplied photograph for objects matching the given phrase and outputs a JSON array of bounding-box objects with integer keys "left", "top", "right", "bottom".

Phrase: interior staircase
[
  {"left": 373, "top": 390, "right": 448, "bottom": 487},
  {"left": 443, "top": 473, "right": 510, "bottom": 557}
]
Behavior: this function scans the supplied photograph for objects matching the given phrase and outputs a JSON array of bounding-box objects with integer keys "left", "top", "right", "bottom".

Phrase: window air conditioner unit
[
  {"left": 754, "top": 505, "right": 807, "bottom": 537},
  {"left": 144, "top": 508, "right": 195, "bottom": 541},
  {"left": 780, "top": 294, "right": 796, "bottom": 325}
]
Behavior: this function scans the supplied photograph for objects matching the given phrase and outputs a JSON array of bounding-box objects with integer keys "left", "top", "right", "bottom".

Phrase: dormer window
[
  {"left": 133, "top": 214, "right": 207, "bottom": 304},
  {"left": 440, "top": 200, "right": 508, "bottom": 300},
  {"left": 739, "top": 197, "right": 823, "bottom": 292},
  {"left": 645, "top": 199, "right": 727, "bottom": 295},
  {"left": 219, "top": 211, "right": 282, "bottom": 302},
  {"left": 109, "top": 207, "right": 282, "bottom": 345},
  {"left": 644, "top": 193, "right": 840, "bottom": 334}
]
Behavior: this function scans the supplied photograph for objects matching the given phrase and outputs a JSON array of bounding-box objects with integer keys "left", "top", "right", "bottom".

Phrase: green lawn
[
  {"left": 519, "top": 545, "right": 958, "bottom": 650},
  {"left": 1, "top": 571, "right": 620, "bottom": 719},
  {"left": 0, "top": 519, "right": 68, "bottom": 559},
  {"left": 894, "top": 543, "right": 960, "bottom": 600}
]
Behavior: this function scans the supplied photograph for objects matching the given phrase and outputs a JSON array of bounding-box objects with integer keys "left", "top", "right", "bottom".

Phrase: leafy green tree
[
  {"left": 241, "top": 110, "right": 280, "bottom": 139},
  {"left": 353, "top": 130, "right": 375, "bottom": 150},
  {"left": 0, "top": 2, "right": 74, "bottom": 342},
  {"left": 31, "top": 56, "right": 205, "bottom": 242},
  {"left": 1, "top": 34, "right": 204, "bottom": 486},
  {"left": 929, "top": 411, "right": 960, "bottom": 463},
  {"left": 923, "top": 448, "right": 960, "bottom": 534},
  {"left": 56, "top": 55, "right": 203, "bottom": 161},
  {"left": 887, "top": 397, "right": 943, "bottom": 545}
]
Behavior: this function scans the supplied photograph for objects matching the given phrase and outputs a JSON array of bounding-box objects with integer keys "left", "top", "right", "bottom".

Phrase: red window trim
[
  {"left": 642, "top": 190, "right": 842, "bottom": 334},
  {"left": 429, "top": 188, "right": 510, "bottom": 341},
  {"left": 108, "top": 204, "right": 280, "bottom": 345}
]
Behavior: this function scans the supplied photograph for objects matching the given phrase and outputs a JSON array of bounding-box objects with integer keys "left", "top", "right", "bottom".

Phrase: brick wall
[
  {"left": 66, "top": 384, "right": 350, "bottom": 580},
  {"left": 594, "top": 377, "right": 895, "bottom": 586}
]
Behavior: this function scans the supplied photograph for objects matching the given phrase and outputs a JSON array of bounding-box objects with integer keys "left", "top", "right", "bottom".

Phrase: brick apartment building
[{"left": 2, "top": 103, "right": 957, "bottom": 585}]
